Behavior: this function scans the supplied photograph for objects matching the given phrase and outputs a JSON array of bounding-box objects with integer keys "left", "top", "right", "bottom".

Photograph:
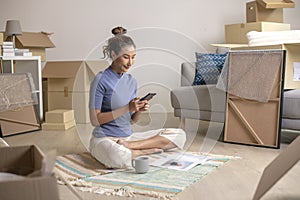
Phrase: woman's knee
[
  {"left": 163, "top": 128, "right": 186, "bottom": 149},
  {"left": 90, "top": 138, "right": 132, "bottom": 169}
]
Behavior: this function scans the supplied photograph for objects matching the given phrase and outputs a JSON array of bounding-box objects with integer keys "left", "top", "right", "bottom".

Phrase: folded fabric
[{"left": 247, "top": 30, "right": 300, "bottom": 46}]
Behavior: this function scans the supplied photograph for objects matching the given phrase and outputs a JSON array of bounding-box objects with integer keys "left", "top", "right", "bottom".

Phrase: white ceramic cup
[{"left": 132, "top": 156, "right": 149, "bottom": 173}]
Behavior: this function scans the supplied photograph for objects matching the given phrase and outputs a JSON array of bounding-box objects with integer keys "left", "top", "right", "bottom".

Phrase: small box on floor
[
  {"left": 42, "top": 120, "right": 76, "bottom": 130},
  {"left": 0, "top": 145, "right": 59, "bottom": 200},
  {"left": 42, "top": 109, "right": 76, "bottom": 130},
  {"left": 45, "top": 109, "right": 74, "bottom": 123}
]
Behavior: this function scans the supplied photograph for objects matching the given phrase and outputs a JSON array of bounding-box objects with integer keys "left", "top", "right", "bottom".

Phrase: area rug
[{"left": 55, "top": 151, "right": 235, "bottom": 199}]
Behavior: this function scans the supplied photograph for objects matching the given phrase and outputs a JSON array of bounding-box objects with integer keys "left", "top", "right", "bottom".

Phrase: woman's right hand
[{"left": 129, "top": 98, "right": 146, "bottom": 112}]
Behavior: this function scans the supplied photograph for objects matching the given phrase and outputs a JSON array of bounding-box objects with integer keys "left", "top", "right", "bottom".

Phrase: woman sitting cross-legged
[{"left": 89, "top": 26, "right": 186, "bottom": 169}]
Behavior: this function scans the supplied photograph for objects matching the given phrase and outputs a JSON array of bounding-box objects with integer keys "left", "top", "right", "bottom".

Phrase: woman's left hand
[{"left": 139, "top": 100, "right": 150, "bottom": 112}]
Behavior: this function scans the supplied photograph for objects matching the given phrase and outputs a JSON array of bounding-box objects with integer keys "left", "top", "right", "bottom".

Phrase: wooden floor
[{"left": 3, "top": 113, "right": 300, "bottom": 200}]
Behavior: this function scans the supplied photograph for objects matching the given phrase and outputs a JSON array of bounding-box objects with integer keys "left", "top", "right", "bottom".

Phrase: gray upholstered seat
[
  {"left": 170, "top": 62, "right": 226, "bottom": 128},
  {"left": 171, "top": 62, "right": 300, "bottom": 132},
  {"left": 282, "top": 89, "right": 300, "bottom": 130}
]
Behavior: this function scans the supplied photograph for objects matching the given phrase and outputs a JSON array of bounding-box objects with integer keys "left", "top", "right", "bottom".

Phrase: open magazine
[{"left": 149, "top": 151, "right": 210, "bottom": 171}]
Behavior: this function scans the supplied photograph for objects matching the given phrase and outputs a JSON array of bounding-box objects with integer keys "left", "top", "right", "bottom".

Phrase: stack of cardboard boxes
[
  {"left": 42, "top": 109, "right": 75, "bottom": 130},
  {"left": 219, "top": 0, "right": 300, "bottom": 90},
  {"left": 224, "top": 0, "right": 295, "bottom": 44},
  {"left": 218, "top": 0, "right": 299, "bottom": 149},
  {"left": 42, "top": 60, "right": 109, "bottom": 124}
]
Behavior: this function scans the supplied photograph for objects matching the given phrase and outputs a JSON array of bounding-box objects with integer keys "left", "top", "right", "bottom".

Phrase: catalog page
[{"left": 150, "top": 151, "right": 209, "bottom": 171}]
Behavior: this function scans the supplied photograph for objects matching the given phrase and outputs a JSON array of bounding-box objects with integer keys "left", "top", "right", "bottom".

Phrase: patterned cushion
[{"left": 192, "top": 53, "right": 228, "bottom": 85}]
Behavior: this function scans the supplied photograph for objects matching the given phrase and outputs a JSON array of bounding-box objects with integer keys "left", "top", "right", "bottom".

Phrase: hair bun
[{"left": 112, "top": 26, "right": 127, "bottom": 36}]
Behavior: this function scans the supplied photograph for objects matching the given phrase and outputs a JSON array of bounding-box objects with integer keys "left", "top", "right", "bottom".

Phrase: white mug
[{"left": 132, "top": 156, "right": 149, "bottom": 173}]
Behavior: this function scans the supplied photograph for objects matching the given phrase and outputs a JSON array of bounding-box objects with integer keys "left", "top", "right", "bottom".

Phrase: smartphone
[{"left": 139, "top": 93, "right": 156, "bottom": 101}]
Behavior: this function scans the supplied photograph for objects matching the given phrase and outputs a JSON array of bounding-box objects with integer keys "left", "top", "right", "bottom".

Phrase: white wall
[{"left": 1, "top": 0, "right": 300, "bottom": 112}]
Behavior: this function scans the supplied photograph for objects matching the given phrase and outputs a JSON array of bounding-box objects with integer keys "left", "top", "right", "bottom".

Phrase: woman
[{"left": 89, "top": 26, "right": 186, "bottom": 168}]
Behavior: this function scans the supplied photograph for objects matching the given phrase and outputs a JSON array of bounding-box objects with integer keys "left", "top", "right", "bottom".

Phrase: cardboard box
[
  {"left": 256, "top": 0, "right": 295, "bottom": 8},
  {"left": 223, "top": 50, "right": 285, "bottom": 148},
  {"left": 0, "top": 32, "right": 3, "bottom": 45},
  {"left": 42, "top": 120, "right": 76, "bottom": 130},
  {"left": 45, "top": 109, "right": 74, "bottom": 123},
  {"left": 8, "top": 32, "right": 55, "bottom": 62},
  {"left": 0, "top": 145, "right": 59, "bottom": 200},
  {"left": 42, "top": 60, "right": 109, "bottom": 123},
  {"left": 246, "top": 1, "right": 283, "bottom": 23},
  {"left": 0, "top": 105, "right": 41, "bottom": 137},
  {"left": 42, "top": 60, "right": 108, "bottom": 92},
  {"left": 47, "top": 91, "right": 89, "bottom": 124},
  {"left": 253, "top": 135, "right": 300, "bottom": 199},
  {"left": 225, "top": 22, "right": 290, "bottom": 44}
]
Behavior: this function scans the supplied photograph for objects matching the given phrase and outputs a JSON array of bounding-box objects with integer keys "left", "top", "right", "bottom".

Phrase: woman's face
[{"left": 111, "top": 45, "right": 136, "bottom": 74}]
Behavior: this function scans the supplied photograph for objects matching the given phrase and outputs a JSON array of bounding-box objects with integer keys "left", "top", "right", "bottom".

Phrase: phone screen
[{"left": 140, "top": 93, "right": 156, "bottom": 101}]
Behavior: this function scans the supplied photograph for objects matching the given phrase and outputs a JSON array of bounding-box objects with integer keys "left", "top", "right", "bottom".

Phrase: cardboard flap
[
  {"left": 0, "top": 145, "right": 59, "bottom": 200},
  {"left": 42, "top": 61, "right": 83, "bottom": 78},
  {"left": 0, "top": 176, "right": 59, "bottom": 200},
  {"left": 0, "top": 145, "right": 36, "bottom": 175},
  {"left": 85, "top": 60, "right": 109, "bottom": 75},
  {"left": 253, "top": 136, "right": 300, "bottom": 199},
  {"left": 16, "top": 32, "right": 55, "bottom": 48},
  {"left": 256, "top": 0, "right": 295, "bottom": 8}
]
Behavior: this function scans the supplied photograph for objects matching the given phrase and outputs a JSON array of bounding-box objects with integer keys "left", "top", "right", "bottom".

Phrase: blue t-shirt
[{"left": 89, "top": 67, "right": 137, "bottom": 137}]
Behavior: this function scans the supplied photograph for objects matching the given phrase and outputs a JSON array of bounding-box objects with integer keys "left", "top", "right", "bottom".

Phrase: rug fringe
[
  {"left": 54, "top": 168, "right": 84, "bottom": 200},
  {"left": 76, "top": 185, "right": 179, "bottom": 200},
  {"left": 54, "top": 151, "right": 236, "bottom": 200}
]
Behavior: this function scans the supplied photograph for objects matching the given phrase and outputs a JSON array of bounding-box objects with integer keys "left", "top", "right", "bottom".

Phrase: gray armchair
[{"left": 170, "top": 62, "right": 226, "bottom": 129}]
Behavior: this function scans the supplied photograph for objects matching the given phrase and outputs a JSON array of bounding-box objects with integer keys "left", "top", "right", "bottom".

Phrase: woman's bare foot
[
  {"left": 117, "top": 138, "right": 131, "bottom": 148},
  {"left": 131, "top": 148, "right": 163, "bottom": 158}
]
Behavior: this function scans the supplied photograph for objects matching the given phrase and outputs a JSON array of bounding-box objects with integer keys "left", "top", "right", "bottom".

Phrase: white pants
[{"left": 89, "top": 128, "right": 186, "bottom": 169}]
